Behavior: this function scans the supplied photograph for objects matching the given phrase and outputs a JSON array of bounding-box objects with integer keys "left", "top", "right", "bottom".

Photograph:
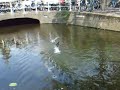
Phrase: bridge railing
[
  {"left": 0, "top": 4, "right": 81, "bottom": 14},
  {"left": 0, "top": 4, "right": 120, "bottom": 15}
]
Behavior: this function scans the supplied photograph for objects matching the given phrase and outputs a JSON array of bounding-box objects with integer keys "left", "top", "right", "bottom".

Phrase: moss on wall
[{"left": 53, "top": 11, "right": 70, "bottom": 23}]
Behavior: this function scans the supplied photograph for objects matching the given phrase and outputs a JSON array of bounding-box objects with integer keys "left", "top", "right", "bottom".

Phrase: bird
[
  {"left": 49, "top": 33, "right": 59, "bottom": 43},
  {"left": 54, "top": 46, "right": 61, "bottom": 54},
  {"left": 51, "top": 37, "right": 59, "bottom": 43},
  {"left": 56, "top": 41, "right": 59, "bottom": 47}
]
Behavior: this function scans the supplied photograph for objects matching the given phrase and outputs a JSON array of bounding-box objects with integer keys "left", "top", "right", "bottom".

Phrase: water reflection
[
  {"left": 0, "top": 40, "right": 11, "bottom": 64},
  {"left": 0, "top": 24, "right": 120, "bottom": 90}
]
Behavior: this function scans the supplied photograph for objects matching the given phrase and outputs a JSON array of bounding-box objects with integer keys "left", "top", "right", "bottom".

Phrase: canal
[{"left": 0, "top": 24, "right": 120, "bottom": 90}]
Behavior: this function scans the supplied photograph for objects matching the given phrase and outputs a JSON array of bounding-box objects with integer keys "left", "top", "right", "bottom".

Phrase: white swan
[
  {"left": 54, "top": 46, "right": 61, "bottom": 54},
  {"left": 49, "top": 33, "right": 59, "bottom": 43},
  {"left": 51, "top": 37, "right": 59, "bottom": 43}
]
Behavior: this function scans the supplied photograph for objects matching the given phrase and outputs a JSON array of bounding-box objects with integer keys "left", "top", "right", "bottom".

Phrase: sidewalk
[{"left": 79, "top": 9, "right": 120, "bottom": 18}]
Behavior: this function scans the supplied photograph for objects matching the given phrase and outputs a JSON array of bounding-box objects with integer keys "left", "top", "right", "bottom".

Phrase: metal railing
[
  {"left": 0, "top": 4, "right": 120, "bottom": 15},
  {"left": 0, "top": 5, "right": 79, "bottom": 14}
]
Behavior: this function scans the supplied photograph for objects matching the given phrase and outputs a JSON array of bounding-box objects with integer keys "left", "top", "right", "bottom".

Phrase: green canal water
[{"left": 0, "top": 24, "right": 120, "bottom": 90}]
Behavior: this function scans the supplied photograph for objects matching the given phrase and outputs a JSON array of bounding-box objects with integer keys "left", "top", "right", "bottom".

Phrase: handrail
[{"left": 0, "top": 4, "right": 120, "bottom": 15}]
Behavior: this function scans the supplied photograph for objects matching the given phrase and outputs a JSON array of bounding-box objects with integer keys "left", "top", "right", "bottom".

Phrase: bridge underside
[{"left": 0, "top": 18, "right": 40, "bottom": 27}]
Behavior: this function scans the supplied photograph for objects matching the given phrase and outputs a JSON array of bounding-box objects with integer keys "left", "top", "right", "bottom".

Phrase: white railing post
[
  {"left": 69, "top": 0, "right": 72, "bottom": 11},
  {"left": 59, "top": 2, "right": 61, "bottom": 11},
  {"left": 10, "top": 2, "right": 13, "bottom": 15},
  {"left": 79, "top": 0, "right": 81, "bottom": 11},
  {"left": 35, "top": 2, "right": 38, "bottom": 13},
  {"left": 48, "top": 2, "right": 50, "bottom": 11},
  {"left": 22, "top": 0, "right": 26, "bottom": 14},
  {"left": 23, "top": 6, "right": 25, "bottom": 14}
]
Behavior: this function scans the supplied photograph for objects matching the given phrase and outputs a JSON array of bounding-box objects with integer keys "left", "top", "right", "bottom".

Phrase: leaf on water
[{"left": 9, "top": 83, "right": 17, "bottom": 87}]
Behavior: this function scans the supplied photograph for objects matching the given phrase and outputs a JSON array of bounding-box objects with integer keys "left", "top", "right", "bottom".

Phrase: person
[
  {"left": 80, "top": 0, "right": 86, "bottom": 11},
  {"left": 112, "top": 0, "right": 117, "bottom": 8}
]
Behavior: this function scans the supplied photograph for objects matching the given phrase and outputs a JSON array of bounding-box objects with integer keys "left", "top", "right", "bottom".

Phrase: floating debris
[
  {"left": 9, "top": 83, "right": 17, "bottom": 87},
  {"left": 61, "top": 87, "right": 64, "bottom": 90},
  {"left": 52, "top": 75, "right": 57, "bottom": 79},
  {"left": 93, "top": 82, "right": 99, "bottom": 87}
]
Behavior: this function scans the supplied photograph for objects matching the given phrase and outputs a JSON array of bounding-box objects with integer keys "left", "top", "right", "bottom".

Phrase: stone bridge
[
  {"left": 0, "top": 11, "right": 65, "bottom": 24},
  {"left": 0, "top": 11, "right": 120, "bottom": 31}
]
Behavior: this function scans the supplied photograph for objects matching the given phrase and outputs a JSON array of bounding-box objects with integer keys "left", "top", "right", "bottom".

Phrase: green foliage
[{"left": 55, "top": 11, "right": 70, "bottom": 21}]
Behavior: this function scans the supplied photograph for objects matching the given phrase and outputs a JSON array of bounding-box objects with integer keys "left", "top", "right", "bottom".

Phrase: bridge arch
[{"left": 0, "top": 18, "right": 40, "bottom": 27}]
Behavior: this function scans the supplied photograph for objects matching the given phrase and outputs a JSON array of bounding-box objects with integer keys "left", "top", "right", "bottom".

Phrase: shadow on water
[{"left": 0, "top": 18, "right": 40, "bottom": 28}]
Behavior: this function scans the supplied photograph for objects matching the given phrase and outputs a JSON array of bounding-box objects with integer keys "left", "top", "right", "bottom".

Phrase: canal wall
[
  {"left": 0, "top": 11, "right": 120, "bottom": 31},
  {"left": 67, "top": 12, "right": 120, "bottom": 31}
]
